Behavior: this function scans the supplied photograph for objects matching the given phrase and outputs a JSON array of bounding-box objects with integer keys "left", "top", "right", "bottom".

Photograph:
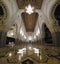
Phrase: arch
[
  {"left": 0, "top": 0, "right": 18, "bottom": 25},
  {"left": 51, "top": 1, "right": 60, "bottom": 26},
  {"left": 0, "top": 6, "right": 4, "bottom": 16},
  {"left": 42, "top": 23, "right": 53, "bottom": 44},
  {"left": 0, "top": 1, "right": 7, "bottom": 23},
  {"left": 22, "top": 59, "right": 33, "bottom": 64}
]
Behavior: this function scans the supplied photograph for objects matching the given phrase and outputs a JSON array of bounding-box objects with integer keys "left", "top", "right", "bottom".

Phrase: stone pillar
[
  {"left": 40, "top": 30, "right": 45, "bottom": 45},
  {"left": 55, "top": 32, "right": 60, "bottom": 46},
  {"left": 51, "top": 32, "right": 57, "bottom": 46},
  {"left": 0, "top": 31, "right": 7, "bottom": 47},
  {"left": 15, "top": 38, "right": 20, "bottom": 45}
]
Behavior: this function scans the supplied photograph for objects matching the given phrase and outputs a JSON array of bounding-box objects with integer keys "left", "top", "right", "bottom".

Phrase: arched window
[
  {"left": 54, "top": 3, "right": 60, "bottom": 25},
  {"left": 0, "top": 6, "right": 4, "bottom": 16},
  {"left": 0, "top": 3, "right": 7, "bottom": 23}
]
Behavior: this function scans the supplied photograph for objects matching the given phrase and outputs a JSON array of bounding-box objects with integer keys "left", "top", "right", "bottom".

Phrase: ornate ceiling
[
  {"left": 16, "top": 0, "right": 43, "bottom": 9},
  {"left": 16, "top": 0, "right": 43, "bottom": 32}
]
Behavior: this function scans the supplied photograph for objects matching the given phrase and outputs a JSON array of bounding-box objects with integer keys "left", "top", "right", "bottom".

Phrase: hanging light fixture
[{"left": 25, "top": 4, "right": 34, "bottom": 15}]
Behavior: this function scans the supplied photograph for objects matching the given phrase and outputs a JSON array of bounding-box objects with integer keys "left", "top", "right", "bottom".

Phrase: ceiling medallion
[{"left": 25, "top": 4, "right": 34, "bottom": 15}]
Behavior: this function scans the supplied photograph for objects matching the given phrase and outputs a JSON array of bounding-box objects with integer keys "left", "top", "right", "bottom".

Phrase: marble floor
[{"left": 0, "top": 45, "right": 60, "bottom": 64}]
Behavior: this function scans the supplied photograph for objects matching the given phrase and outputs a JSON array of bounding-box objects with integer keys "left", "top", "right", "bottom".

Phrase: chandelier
[{"left": 25, "top": 4, "right": 34, "bottom": 15}]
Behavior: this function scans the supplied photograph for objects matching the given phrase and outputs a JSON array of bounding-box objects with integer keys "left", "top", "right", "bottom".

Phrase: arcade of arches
[{"left": 0, "top": 0, "right": 60, "bottom": 64}]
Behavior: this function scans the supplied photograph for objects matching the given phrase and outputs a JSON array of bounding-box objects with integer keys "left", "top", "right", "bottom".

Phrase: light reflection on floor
[{"left": 0, "top": 45, "right": 60, "bottom": 64}]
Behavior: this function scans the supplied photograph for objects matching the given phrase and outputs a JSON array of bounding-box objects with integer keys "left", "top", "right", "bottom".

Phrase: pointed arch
[{"left": 51, "top": 1, "right": 60, "bottom": 26}]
